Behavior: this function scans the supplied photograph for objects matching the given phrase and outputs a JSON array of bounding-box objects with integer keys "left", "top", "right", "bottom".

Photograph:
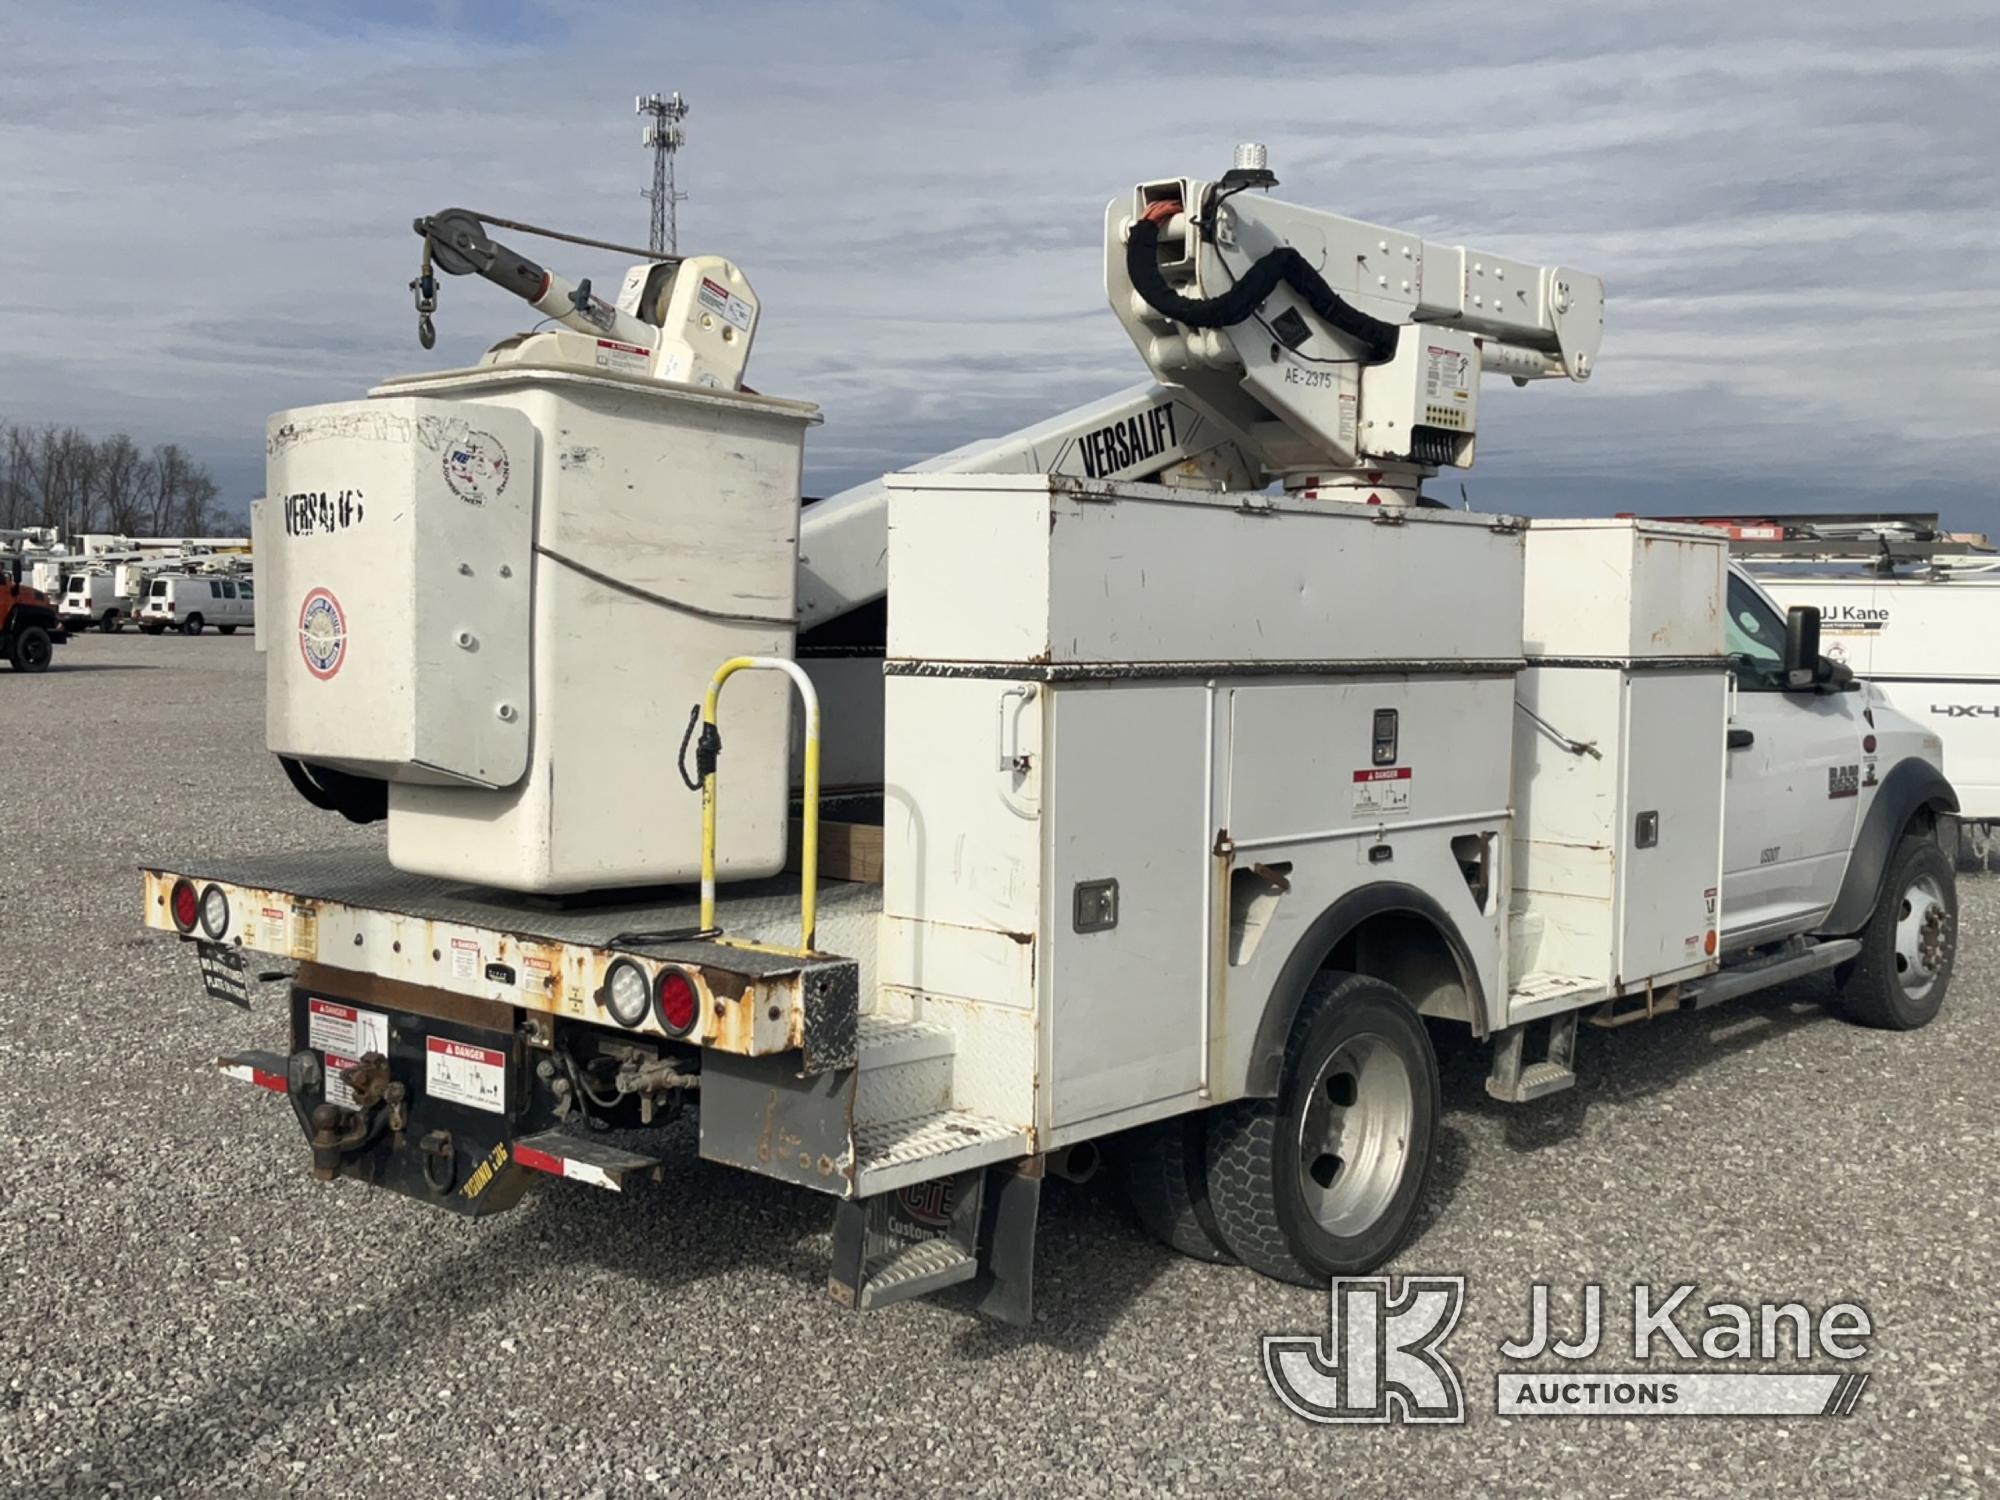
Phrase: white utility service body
[{"left": 141, "top": 161, "right": 1960, "bottom": 1319}]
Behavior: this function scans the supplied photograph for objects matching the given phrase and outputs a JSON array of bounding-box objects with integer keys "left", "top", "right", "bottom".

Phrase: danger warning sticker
[
  {"left": 696, "top": 276, "right": 754, "bottom": 332},
  {"left": 324, "top": 1052, "right": 363, "bottom": 1109},
  {"left": 450, "top": 937, "right": 480, "bottom": 981},
  {"left": 426, "top": 1036, "right": 506, "bottom": 1115},
  {"left": 1352, "top": 766, "right": 1413, "bottom": 817},
  {"left": 594, "top": 338, "right": 650, "bottom": 376},
  {"left": 307, "top": 998, "right": 388, "bottom": 1060}
]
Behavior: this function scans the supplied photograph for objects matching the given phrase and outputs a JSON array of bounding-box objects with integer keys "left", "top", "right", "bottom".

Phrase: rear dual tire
[
  {"left": 1114, "top": 1113, "right": 1235, "bottom": 1264},
  {"left": 1115, "top": 972, "right": 1439, "bottom": 1285},
  {"left": 1205, "top": 973, "right": 1439, "bottom": 1285}
]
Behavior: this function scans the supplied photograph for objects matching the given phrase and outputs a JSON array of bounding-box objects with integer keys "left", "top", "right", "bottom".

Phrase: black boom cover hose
[{"left": 1125, "top": 214, "right": 1400, "bottom": 365}]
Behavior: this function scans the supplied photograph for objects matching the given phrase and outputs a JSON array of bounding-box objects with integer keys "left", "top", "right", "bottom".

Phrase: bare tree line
[{"left": 0, "top": 422, "right": 225, "bottom": 538}]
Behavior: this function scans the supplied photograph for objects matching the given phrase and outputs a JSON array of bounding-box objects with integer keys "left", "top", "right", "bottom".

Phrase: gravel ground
[{"left": 3, "top": 632, "right": 1996, "bottom": 1498}]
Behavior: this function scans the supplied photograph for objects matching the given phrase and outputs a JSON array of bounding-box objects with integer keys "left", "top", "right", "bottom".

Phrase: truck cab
[{"left": 1719, "top": 564, "right": 1954, "bottom": 1015}]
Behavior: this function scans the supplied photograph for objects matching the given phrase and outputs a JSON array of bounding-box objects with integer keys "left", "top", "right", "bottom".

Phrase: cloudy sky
[{"left": 3, "top": 1, "right": 1996, "bottom": 530}]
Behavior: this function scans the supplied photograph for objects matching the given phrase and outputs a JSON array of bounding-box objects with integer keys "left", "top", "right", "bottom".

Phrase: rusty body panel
[{"left": 142, "top": 849, "right": 860, "bottom": 1070}]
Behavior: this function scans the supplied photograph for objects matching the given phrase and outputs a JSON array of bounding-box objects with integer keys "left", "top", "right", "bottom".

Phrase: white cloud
[{"left": 1, "top": 0, "right": 1995, "bottom": 530}]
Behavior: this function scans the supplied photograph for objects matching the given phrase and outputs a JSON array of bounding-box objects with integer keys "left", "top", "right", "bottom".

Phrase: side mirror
[{"left": 1783, "top": 606, "right": 1821, "bottom": 690}]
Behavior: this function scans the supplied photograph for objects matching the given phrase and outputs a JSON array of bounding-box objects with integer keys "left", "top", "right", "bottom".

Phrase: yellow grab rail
[{"left": 697, "top": 656, "right": 821, "bottom": 954}]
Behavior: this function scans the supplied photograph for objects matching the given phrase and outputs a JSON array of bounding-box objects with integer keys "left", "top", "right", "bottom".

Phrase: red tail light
[
  {"left": 170, "top": 879, "right": 199, "bottom": 933},
  {"left": 655, "top": 968, "right": 700, "bottom": 1036}
]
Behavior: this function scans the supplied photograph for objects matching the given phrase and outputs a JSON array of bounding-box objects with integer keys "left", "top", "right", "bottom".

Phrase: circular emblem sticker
[
  {"left": 441, "top": 430, "right": 510, "bottom": 506},
  {"left": 298, "top": 587, "right": 347, "bottom": 680}
]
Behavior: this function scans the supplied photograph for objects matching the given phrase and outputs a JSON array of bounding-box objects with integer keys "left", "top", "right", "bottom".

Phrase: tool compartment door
[
  {"left": 1614, "top": 669, "right": 1727, "bottom": 983},
  {"left": 1045, "top": 682, "right": 1208, "bottom": 1128}
]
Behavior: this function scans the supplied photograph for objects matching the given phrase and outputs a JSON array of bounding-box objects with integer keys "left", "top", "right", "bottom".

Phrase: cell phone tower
[{"left": 636, "top": 91, "right": 690, "bottom": 256}]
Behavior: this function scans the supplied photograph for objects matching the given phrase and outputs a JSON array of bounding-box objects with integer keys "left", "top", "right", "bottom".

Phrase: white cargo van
[
  {"left": 58, "top": 571, "right": 137, "bottom": 633},
  {"left": 138, "top": 574, "right": 254, "bottom": 635}
]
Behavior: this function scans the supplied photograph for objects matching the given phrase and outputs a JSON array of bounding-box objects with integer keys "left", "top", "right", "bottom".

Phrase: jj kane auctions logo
[{"left": 1265, "top": 1278, "right": 1873, "bottom": 1424}]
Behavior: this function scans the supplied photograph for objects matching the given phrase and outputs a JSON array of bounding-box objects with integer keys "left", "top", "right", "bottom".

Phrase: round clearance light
[
  {"left": 169, "top": 878, "right": 200, "bottom": 934},
  {"left": 199, "top": 884, "right": 230, "bottom": 940},
  {"left": 602, "top": 959, "right": 651, "bottom": 1029},
  {"left": 655, "top": 967, "right": 700, "bottom": 1036}
]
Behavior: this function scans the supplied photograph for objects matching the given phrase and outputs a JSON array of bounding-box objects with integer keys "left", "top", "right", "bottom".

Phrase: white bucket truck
[{"left": 142, "top": 156, "right": 1959, "bottom": 1317}]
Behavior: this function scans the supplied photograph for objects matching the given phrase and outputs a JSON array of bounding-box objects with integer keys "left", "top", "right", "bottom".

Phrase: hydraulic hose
[{"left": 1125, "top": 204, "right": 1400, "bottom": 365}]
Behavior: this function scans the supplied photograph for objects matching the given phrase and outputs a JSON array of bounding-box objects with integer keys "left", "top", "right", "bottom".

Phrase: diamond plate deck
[{"left": 853, "top": 1109, "right": 1029, "bottom": 1195}]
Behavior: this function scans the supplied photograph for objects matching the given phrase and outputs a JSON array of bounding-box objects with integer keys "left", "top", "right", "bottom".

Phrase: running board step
[
  {"left": 853, "top": 1108, "right": 1032, "bottom": 1196},
  {"left": 1683, "top": 937, "right": 1861, "bottom": 1010},
  {"left": 1486, "top": 1011, "right": 1580, "bottom": 1103},
  {"left": 829, "top": 1168, "right": 983, "bottom": 1311},
  {"left": 827, "top": 1159, "right": 1045, "bottom": 1323}
]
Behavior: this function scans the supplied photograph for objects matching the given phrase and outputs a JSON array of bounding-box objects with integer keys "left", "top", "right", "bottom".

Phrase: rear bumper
[
  {"left": 214, "top": 973, "right": 670, "bottom": 1217},
  {"left": 142, "top": 859, "right": 861, "bottom": 1072}
]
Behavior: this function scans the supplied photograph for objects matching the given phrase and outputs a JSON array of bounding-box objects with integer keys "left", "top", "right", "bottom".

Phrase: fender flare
[
  {"left": 1819, "top": 757, "right": 1958, "bottom": 936},
  {"left": 10, "top": 604, "right": 60, "bottom": 633},
  {"left": 1243, "top": 881, "right": 1488, "bottom": 1098}
]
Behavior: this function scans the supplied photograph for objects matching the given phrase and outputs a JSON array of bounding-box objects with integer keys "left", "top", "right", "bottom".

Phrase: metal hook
[{"left": 411, "top": 241, "right": 439, "bottom": 349}]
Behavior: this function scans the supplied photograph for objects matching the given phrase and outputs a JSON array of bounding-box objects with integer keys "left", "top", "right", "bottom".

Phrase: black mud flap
[{"left": 827, "top": 1159, "right": 1043, "bottom": 1324}]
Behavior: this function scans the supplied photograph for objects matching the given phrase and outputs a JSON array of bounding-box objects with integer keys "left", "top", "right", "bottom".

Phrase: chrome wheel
[
  {"left": 1295, "top": 1032, "right": 1415, "bottom": 1239},
  {"left": 1894, "top": 872, "right": 1951, "bottom": 1001}
]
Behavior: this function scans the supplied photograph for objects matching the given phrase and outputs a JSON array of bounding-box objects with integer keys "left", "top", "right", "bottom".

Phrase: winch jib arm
[
  {"left": 1106, "top": 147, "right": 1605, "bottom": 498},
  {"left": 411, "top": 208, "right": 763, "bottom": 392}
]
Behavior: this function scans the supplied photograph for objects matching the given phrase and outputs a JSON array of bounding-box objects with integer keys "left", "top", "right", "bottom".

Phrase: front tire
[
  {"left": 1836, "top": 833, "right": 1957, "bottom": 1030},
  {"left": 1205, "top": 972, "right": 1439, "bottom": 1286},
  {"left": 8, "top": 626, "right": 53, "bottom": 673},
  {"left": 218, "top": 624, "right": 238, "bottom": 635}
]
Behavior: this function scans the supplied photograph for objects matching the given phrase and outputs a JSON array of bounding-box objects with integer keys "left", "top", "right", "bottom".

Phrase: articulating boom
[{"left": 1107, "top": 144, "right": 1604, "bottom": 502}]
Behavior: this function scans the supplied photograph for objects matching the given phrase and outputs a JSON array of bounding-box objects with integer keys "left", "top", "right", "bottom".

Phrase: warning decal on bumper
[
  {"left": 324, "top": 1052, "right": 363, "bottom": 1109},
  {"left": 307, "top": 998, "right": 388, "bottom": 1060},
  {"left": 425, "top": 1036, "right": 506, "bottom": 1115}
]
